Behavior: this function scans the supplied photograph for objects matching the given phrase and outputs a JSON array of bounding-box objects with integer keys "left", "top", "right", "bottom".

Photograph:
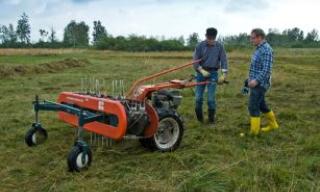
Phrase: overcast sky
[{"left": 0, "top": 0, "right": 319, "bottom": 42}]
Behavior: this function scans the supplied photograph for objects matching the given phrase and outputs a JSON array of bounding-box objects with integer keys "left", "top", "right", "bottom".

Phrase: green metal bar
[{"left": 33, "top": 96, "right": 105, "bottom": 127}]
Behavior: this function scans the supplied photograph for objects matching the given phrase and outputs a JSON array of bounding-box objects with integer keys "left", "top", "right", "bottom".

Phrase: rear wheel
[{"left": 140, "top": 114, "right": 183, "bottom": 152}]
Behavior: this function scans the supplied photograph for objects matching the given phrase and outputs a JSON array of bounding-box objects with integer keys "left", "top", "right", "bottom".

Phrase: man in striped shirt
[{"left": 247, "top": 28, "right": 279, "bottom": 135}]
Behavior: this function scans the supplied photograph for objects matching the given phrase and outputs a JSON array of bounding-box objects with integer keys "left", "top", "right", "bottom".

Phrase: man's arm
[
  {"left": 193, "top": 44, "right": 202, "bottom": 71},
  {"left": 220, "top": 45, "right": 228, "bottom": 74}
]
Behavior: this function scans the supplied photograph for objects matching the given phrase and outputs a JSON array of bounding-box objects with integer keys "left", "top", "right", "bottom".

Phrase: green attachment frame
[{"left": 33, "top": 95, "right": 105, "bottom": 140}]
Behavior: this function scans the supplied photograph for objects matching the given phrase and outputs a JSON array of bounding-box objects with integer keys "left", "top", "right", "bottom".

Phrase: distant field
[{"left": 0, "top": 48, "right": 319, "bottom": 192}]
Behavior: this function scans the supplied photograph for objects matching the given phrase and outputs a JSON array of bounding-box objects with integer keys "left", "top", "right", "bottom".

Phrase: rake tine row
[{"left": 89, "top": 132, "right": 118, "bottom": 147}]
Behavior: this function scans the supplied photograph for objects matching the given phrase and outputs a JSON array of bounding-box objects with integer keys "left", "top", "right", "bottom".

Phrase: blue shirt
[
  {"left": 249, "top": 41, "right": 273, "bottom": 89},
  {"left": 193, "top": 41, "right": 228, "bottom": 73}
]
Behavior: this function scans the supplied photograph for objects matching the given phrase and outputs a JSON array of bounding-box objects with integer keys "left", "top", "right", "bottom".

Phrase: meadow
[{"left": 0, "top": 48, "right": 319, "bottom": 191}]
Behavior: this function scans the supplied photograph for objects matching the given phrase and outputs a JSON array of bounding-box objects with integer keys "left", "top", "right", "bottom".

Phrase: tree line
[{"left": 1, "top": 13, "right": 319, "bottom": 51}]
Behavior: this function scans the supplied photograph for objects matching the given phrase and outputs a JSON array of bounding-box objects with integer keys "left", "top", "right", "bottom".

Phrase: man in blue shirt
[
  {"left": 193, "top": 28, "right": 228, "bottom": 124},
  {"left": 247, "top": 28, "right": 279, "bottom": 135}
]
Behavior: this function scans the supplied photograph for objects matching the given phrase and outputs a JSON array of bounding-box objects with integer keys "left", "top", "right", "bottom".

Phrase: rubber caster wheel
[
  {"left": 25, "top": 125, "right": 48, "bottom": 147},
  {"left": 67, "top": 141, "right": 92, "bottom": 172}
]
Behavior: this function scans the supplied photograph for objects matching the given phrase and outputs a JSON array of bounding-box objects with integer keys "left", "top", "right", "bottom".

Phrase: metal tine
[
  {"left": 91, "top": 77, "right": 94, "bottom": 95},
  {"left": 112, "top": 80, "right": 114, "bottom": 97},
  {"left": 99, "top": 79, "right": 102, "bottom": 97},
  {"left": 88, "top": 77, "right": 91, "bottom": 94},
  {"left": 102, "top": 79, "right": 106, "bottom": 97},
  {"left": 92, "top": 77, "right": 96, "bottom": 95},
  {"left": 121, "top": 80, "right": 125, "bottom": 98},
  {"left": 91, "top": 132, "right": 94, "bottom": 145},
  {"left": 83, "top": 77, "right": 85, "bottom": 93},
  {"left": 80, "top": 77, "right": 83, "bottom": 93},
  {"left": 90, "top": 132, "right": 93, "bottom": 145},
  {"left": 93, "top": 78, "right": 96, "bottom": 96},
  {"left": 114, "top": 80, "right": 117, "bottom": 97},
  {"left": 120, "top": 80, "right": 123, "bottom": 98},
  {"left": 119, "top": 80, "right": 121, "bottom": 97},
  {"left": 98, "top": 79, "right": 101, "bottom": 97},
  {"left": 84, "top": 77, "right": 87, "bottom": 94},
  {"left": 115, "top": 80, "right": 117, "bottom": 96},
  {"left": 117, "top": 80, "right": 120, "bottom": 97},
  {"left": 115, "top": 80, "right": 117, "bottom": 97},
  {"left": 109, "top": 138, "right": 113, "bottom": 147},
  {"left": 120, "top": 80, "right": 122, "bottom": 97},
  {"left": 87, "top": 76, "right": 90, "bottom": 94},
  {"left": 97, "top": 79, "right": 101, "bottom": 97},
  {"left": 84, "top": 76, "right": 87, "bottom": 94},
  {"left": 95, "top": 79, "right": 97, "bottom": 96}
]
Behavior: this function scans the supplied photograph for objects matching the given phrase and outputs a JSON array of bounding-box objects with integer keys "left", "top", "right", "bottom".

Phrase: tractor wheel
[
  {"left": 25, "top": 126, "right": 48, "bottom": 147},
  {"left": 139, "top": 114, "right": 184, "bottom": 152},
  {"left": 67, "top": 142, "right": 92, "bottom": 172}
]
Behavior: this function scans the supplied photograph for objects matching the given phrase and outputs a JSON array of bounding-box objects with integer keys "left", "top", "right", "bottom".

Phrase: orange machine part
[
  {"left": 143, "top": 102, "right": 159, "bottom": 138},
  {"left": 132, "top": 80, "right": 210, "bottom": 101},
  {"left": 126, "top": 59, "right": 201, "bottom": 100},
  {"left": 57, "top": 92, "right": 127, "bottom": 140}
]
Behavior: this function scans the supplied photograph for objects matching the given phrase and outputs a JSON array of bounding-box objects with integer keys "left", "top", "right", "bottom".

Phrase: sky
[{"left": 0, "top": 0, "right": 319, "bottom": 42}]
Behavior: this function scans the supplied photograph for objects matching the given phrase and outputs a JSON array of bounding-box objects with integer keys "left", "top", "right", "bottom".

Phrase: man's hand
[
  {"left": 248, "top": 79, "right": 258, "bottom": 88},
  {"left": 218, "top": 73, "right": 227, "bottom": 84},
  {"left": 198, "top": 67, "right": 210, "bottom": 77}
]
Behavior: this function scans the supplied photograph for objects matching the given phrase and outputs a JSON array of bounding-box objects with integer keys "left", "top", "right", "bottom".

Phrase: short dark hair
[
  {"left": 251, "top": 28, "right": 266, "bottom": 38},
  {"left": 206, "top": 28, "right": 218, "bottom": 38}
]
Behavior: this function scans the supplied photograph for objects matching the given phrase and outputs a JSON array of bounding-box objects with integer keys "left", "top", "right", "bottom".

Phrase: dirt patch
[{"left": 0, "top": 58, "right": 90, "bottom": 78}]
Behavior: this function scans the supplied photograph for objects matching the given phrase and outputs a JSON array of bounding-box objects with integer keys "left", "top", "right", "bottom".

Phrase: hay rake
[{"left": 25, "top": 59, "right": 223, "bottom": 171}]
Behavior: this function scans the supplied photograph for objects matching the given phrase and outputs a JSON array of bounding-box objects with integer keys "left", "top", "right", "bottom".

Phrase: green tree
[
  {"left": 187, "top": 33, "right": 199, "bottom": 48},
  {"left": 39, "top": 29, "right": 48, "bottom": 42},
  {"left": 178, "top": 35, "right": 185, "bottom": 45},
  {"left": 305, "top": 29, "right": 318, "bottom": 43},
  {"left": 283, "top": 27, "right": 304, "bottom": 42},
  {"left": 63, "top": 20, "right": 89, "bottom": 47},
  {"left": 16, "top": 12, "right": 31, "bottom": 44},
  {"left": 0, "top": 24, "right": 17, "bottom": 46},
  {"left": 48, "top": 27, "right": 57, "bottom": 43},
  {"left": 92, "top": 20, "right": 107, "bottom": 45}
]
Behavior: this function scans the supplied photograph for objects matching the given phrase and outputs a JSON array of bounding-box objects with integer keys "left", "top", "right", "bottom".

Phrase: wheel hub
[
  {"left": 76, "top": 152, "right": 89, "bottom": 168},
  {"left": 154, "top": 117, "right": 180, "bottom": 149}
]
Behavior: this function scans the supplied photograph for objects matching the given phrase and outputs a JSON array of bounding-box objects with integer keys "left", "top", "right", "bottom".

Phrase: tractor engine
[
  {"left": 123, "top": 89, "right": 182, "bottom": 136},
  {"left": 123, "top": 100, "right": 149, "bottom": 136},
  {"left": 151, "top": 89, "right": 182, "bottom": 111}
]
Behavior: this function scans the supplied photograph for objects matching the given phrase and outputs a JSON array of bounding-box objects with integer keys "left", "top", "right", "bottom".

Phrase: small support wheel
[
  {"left": 67, "top": 141, "right": 92, "bottom": 172},
  {"left": 25, "top": 124, "right": 48, "bottom": 147}
]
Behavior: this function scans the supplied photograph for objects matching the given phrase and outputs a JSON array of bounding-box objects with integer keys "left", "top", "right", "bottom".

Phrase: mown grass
[{"left": 0, "top": 48, "right": 319, "bottom": 192}]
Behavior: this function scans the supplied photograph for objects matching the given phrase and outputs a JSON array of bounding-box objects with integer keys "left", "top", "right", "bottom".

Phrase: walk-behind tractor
[{"left": 25, "top": 59, "right": 223, "bottom": 171}]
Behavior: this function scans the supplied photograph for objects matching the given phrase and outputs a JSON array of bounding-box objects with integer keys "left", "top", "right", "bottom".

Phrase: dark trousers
[{"left": 248, "top": 85, "right": 271, "bottom": 117}]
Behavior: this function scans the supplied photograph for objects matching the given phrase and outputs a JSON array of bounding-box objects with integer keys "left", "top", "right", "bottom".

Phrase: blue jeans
[
  {"left": 248, "top": 85, "right": 271, "bottom": 117},
  {"left": 195, "top": 71, "right": 218, "bottom": 111}
]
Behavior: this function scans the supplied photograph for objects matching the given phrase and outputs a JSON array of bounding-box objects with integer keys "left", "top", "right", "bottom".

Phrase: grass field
[{"left": 0, "top": 48, "right": 319, "bottom": 192}]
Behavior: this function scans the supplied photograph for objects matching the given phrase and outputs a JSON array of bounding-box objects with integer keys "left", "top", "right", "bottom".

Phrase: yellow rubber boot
[
  {"left": 261, "top": 111, "right": 279, "bottom": 132},
  {"left": 250, "top": 117, "right": 261, "bottom": 136}
]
